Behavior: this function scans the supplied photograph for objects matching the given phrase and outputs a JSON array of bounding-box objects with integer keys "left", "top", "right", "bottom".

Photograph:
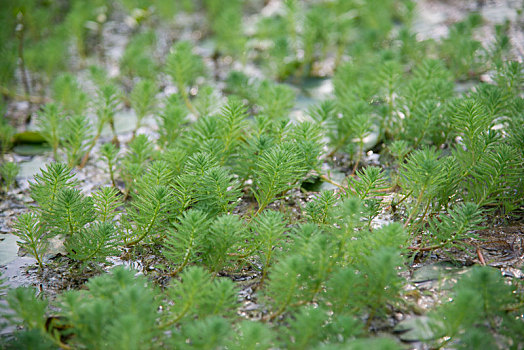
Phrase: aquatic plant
[{"left": 2, "top": 1, "right": 524, "bottom": 349}]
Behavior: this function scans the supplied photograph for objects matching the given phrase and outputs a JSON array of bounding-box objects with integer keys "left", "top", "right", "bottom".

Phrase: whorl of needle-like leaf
[
  {"left": 252, "top": 143, "right": 306, "bottom": 213},
  {"left": 194, "top": 166, "right": 241, "bottom": 215},
  {"left": 465, "top": 143, "right": 522, "bottom": 208},
  {"left": 217, "top": 97, "right": 248, "bottom": 158},
  {"left": 428, "top": 202, "right": 483, "bottom": 246},
  {"left": 165, "top": 266, "right": 238, "bottom": 323},
  {"left": 65, "top": 221, "right": 120, "bottom": 264},
  {"left": 449, "top": 98, "right": 493, "bottom": 149},
  {"left": 203, "top": 214, "right": 246, "bottom": 273},
  {"left": 130, "top": 79, "right": 157, "bottom": 121},
  {"left": 95, "top": 83, "right": 120, "bottom": 123},
  {"left": 63, "top": 114, "right": 92, "bottom": 167},
  {"left": 184, "top": 152, "right": 220, "bottom": 176},
  {"left": 347, "top": 166, "right": 389, "bottom": 200},
  {"left": 12, "top": 213, "right": 47, "bottom": 269},
  {"left": 165, "top": 41, "right": 205, "bottom": 92},
  {"left": 399, "top": 147, "right": 445, "bottom": 198},
  {"left": 163, "top": 209, "right": 211, "bottom": 272},
  {"left": 305, "top": 190, "right": 339, "bottom": 225},
  {"left": 92, "top": 186, "right": 122, "bottom": 223},
  {"left": 47, "top": 187, "right": 94, "bottom": 237},
  {"left": 124, "top": 184, "right": 177, "bottom": 246},
  {"left": 29, "top": 162, "right": 78, "bottom": 209},
  {"left": 256, "top": 80, "right": 296, "bottom": 121},
  {"left": 36, "top": 103, "right": 64, "bottom": 160}
]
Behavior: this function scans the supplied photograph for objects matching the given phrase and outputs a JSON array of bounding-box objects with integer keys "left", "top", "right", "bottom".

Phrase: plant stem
[
  {"left": 351, "top": 138, "right": 364, "bottom": 175},
  {"left": 178, "top": 83, "right": 198, "bottom": 117},
  {"left": 125, "top": 203, "right": 161, "bottom": 247},
  {"left": 403, "top": 187, "right": 426, "bottom": 229},
  {"left": 0, "top": 86, "right": 50, "bottom": 103},
  {"left": 326, "top": 134, "right": 351, "bottom": 158},
  {"left": 319, "top": 174, "right": 345, "bottom": 191},
  {"left": 384, "top": 190, "right": 412, "bottom": 211},
  {"left": 79, "top": 126, "right": 103, "bottom": 168},
  {"left": 158, "top": 303, "right": 191, "bottom": 330},
  {"left": 16, "top": 13, "right": 32, "bottom": 111},
  {"left": 259, "top": 244, "right": 273, "bottom": 286},
  {"left": 109, "top": 116, "right": 119, "bottom": 147},
  {"left": 406, "top": 243, "right": 445, "bottom": 251},
  {"left": 108, "top": 159, "right": 116, "bottom": 188}
]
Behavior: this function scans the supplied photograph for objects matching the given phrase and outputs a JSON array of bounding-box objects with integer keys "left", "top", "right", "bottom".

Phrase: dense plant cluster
[{"left": 1, "top": 0, "right": 523, "bottom": 349}]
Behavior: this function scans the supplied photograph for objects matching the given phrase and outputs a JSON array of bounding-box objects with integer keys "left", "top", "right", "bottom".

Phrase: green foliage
[
  {"left": 165, "top": 40, "right": 205, "bottom": 87},
  {"left": 234, "top": 133, "right": 273, "bottom": 183},
  {"left": 302, "top": 6, "right": 332, "bottom": 76},
  {"left": 252, "top": 143, "right": 306, "bottom": 214},
  {"left": 63, "top": 0, "right": 104, "bottom": 59},
  {"left": 51, "top": 73, "right": 88, "bottom": 115},
  {"left": 157, "top": 94, "right": 188, "bottom": 149},
  {"left": 289, "top": 121, "right": 324, "bottom": 173},
  {"left": 95, "top": 83, "right": 121, "bottom": 130},
  {"left": 163, "top": 209, "right": 211, "bottom": 272},
  {"left": 203, "top": 214, "right": 246, "bottom": 274},
  {"left": 120, "top": 30, "right": 158, "bottom": 79},
  {"left": 216, "top": 98, "right": 248, "bottom": 163},
  {"left": 121, "top": 134, "right": 156, "bottom": 194},
  {"left": 165, "top": 266, "right": 237, "bottom": 322},
  {"left": 426, "top": 202, "right": 483, "bottom": 250},
  {"left": 305, "top": 190, "right": 339, "bottom": 225},
  {"left": 193, "top": 85, "right": 220, "bottom": 118},
  {"left": 3, "top": 1, "right": 524, "bottom": 348},
  {"left": 194, "top": 166, "right": 241, "bottom": 215},
  {"left": 36, "top": 103, "right": 64, "bottom": 160},
  {"left": 326, "top": 246, "right": 404, "bottom": 319},
  {"left": 427, "top": 266, "right": 524, "bottom": 348},
  {"left": 12, "top": 213, "right": 47, "bottom": 269},
  {"left": 175, "top": 316, "right": 232, "bottom": 349},
  {"left": 399, "top": 147, "right": 446, "bottom": 228},
  {"left": 256, "top": 81, "right": 296, "bottom": 121},
  {"left": 24, "top": 163, "right": 123, "bottom": 266},
  {"left": 130, "top": 79, "right": 157, "bottom": 134},
  {"left": 123, "top": 184, "right": 177, "bottom": 246},
  {"left": 25, "top": 34, "right": 69, "bottom": 80},
  {"left": 92, "top": 186, "right": 122, "bottom": 222},
  {"left": 29, "top": 162, "right": 78, "bottom": 210},
  {"left": 0, "top": 161, "right": 19, "bottom": 193},
  {"left": 347, "top": 166, "right": 389, "bottom": 226},
  {"left": 265, "top": 254, "right": 308, "bottom": 314},
  {"left": 494, "top": 60, "right": 523, "bottom": 97},
  {"left": 209, "top": 0, "right": 246, "bottom": 59},
  {"left": 5, "top": 287, "right": 47, "bottom": 332},
  {"left": 252, "top": 210, "right": 287, "bottom": 283},
  {"left": 65, "top": 221, "right": 120, "bottom": 265},
  {"left": 99, "top": 142, "right": 119, "bottom": 187},
  {"left": 225, "top": 71, "right": 253, "bottom": 101},
  {"left": 46, "top": 188, "right": 94, "bottom": 238},
  {"left": 165, "top": 41, "right": 206, "bottom": 115},
  {"left": 229, "top": 321, "right": 274, "bottom": 350},
  {"left": 342, "top": 337, "right": 403, "bottom": 350},
  {"left": 465, "top": 143, "right": 522, "bottom": 210},
  {"left": 449, "top": 99, "right": 494, "bottom": 158},
  {"left": 388, "top": 140, "right": 410, "bottom": 165},
  {"left": 59, "top": 267, "right": 160, "bottom": 349},
  {"left": 0, "top": 116, "right": 15, "bottom": 158},
  {"left": 440, "top": 13, "right": 485, "bottom": 79},
  {"left": 348, "top": 166, "right": 389, "bottom": 200},
  {"left": 284, "top": 306, "right": 329, "bottom": 349},
  {"left": 62, "top": 114, "right": 92, "bottom": 167}
]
